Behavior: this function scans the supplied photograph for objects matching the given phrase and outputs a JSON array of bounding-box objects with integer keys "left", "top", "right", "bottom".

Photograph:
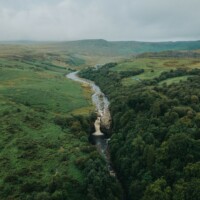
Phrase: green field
[
  {"left": 0, "top": 50, "right": 120, "bottom": 199},
  {"left": 0, "top": 45, "right": 123, "bottom": 199},
  {"left": 0, "top": 42, "right": 123, "bottom": 68},
  {"left": 110, "top": 57, "right": 200, "bottom": 86},
  {"left": 158, "top": 75, "right": 192, "bottom": 85}
]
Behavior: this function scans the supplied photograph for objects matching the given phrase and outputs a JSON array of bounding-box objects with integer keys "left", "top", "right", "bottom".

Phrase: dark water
[
  {"left": 89, "top": 134, "right": 115, "bottom": 174},
  {"left": 89, "top": 135, "right": 108, "bottom": 154}
]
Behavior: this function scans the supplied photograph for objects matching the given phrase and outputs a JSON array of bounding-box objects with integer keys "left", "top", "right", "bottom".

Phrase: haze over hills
[
  {"left": 1, "top": 39, "right": 200, "bottom": 56},
  {"left": 0, "top": 39, "right": 200, "bottom": 73},
  {"left": 58, "top": 39, "right": 200, "bottom": 55},
  {"left": 1, "top": 39, "right": 200, "bottom": 66}
]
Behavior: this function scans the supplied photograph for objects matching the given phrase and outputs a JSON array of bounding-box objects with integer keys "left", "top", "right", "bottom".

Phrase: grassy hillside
[
  {"left": 47, "top": 39, "right": 200, "bottom": 55},
  {"left": 0, "top": 54, "right": 122, "bottom": 199},
  {"left": 111, "top": 56, "right": 200, "bottom": 86},
  {"left": 0, "top": 42, "right": 122, "bottom": 68},
  {"left": 42, "top": 39, "right": 200, "bottom": 55},
  {"left": 1, "top": 40, "right": 200, "bottom": 68}
]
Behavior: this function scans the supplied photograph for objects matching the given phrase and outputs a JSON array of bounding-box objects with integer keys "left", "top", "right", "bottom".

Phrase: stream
[{"left": 66, "top": 71, "right": 115, "bottom": 176}]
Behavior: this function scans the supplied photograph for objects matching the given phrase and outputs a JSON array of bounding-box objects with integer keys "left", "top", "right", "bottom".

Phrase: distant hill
[
  {"left": 1, "top": 39, "right": 200, "bottom": 56},
  {"left": 52, "top": 39, "right": 200, "bottom": 56},
  {"left": 137, "top": 50, "right": 200, "bottom": 58},
  {"left": 1, "top": 39, "right": 200, "bottom": 67}
]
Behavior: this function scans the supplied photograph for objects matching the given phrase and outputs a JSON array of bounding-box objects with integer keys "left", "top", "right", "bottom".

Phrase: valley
[{"left": 0, "top": 40, "right": 200, "bottom": 200}]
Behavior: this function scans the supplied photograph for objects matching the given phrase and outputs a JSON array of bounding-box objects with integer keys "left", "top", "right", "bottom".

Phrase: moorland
[{"left": 1, "top": 40, "right": 200, "bottom": 200}]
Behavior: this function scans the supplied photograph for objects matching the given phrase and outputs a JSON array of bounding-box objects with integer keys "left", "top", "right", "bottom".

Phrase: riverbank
[
  {"left": 67, "top": 71, "right": 111, "bottom": 135},
  {"left": 66, "top": 71, "right": 115, "bottom": 176}
]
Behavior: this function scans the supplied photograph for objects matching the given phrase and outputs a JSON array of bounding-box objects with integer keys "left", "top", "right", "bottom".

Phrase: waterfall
[{"left": 66, "top": 71, "right": 115, "bottom": 176}]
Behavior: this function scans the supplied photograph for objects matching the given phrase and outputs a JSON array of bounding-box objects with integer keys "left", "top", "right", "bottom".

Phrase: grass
[
  {"left": 159, "top": 76, "right": 192, "bottom": 85},
  {"left": 0, "top": 42, "right": 125, "bottom": 69},
  {"left": 111, "top": 58, "right": 200, "bottom": 86},
  {"left": 0, "top": 53, "right": 96, "bottom": 199},
  {"left": 0, "top": 68, "right": 91, "bottom": 113},
  {"left": 2, "top": 40, "right": 200, "bottom": 69}
]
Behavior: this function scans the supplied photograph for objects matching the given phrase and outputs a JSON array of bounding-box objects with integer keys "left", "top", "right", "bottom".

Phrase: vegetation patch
[
  {"left": 0, "top": 55, "right": 121, "bottom": 200},
  {"left": 80, "top": 54, "right": 200, "bottom": 200}
]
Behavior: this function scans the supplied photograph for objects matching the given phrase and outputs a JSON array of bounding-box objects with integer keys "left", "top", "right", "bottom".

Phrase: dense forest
[{"left": 80, "top": 63, "right": 200, "bottom": 200}]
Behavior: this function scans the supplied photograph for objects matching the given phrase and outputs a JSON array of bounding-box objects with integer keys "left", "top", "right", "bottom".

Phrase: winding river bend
[{"left": 66, "top": 71, "right": 115, "bottom": 176}]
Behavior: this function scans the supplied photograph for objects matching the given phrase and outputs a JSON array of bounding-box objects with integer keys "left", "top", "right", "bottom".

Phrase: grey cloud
[{"left": 0, "top": 0, "right": 200, "bottom": 41}]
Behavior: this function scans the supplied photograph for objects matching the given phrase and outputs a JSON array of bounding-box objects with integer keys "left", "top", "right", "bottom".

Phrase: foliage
[
  {"left": 80, "top": 59, "right": 200, "bottom": 200},
  {"left": 0, "top": 57, "right": 121, "bottom": 199}
]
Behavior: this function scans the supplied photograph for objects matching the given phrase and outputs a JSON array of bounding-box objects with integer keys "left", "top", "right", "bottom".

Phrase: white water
[
  {"left": 66, "top": 71, "right": 111, "bottom": 136},
  {"left": 66, "top": 71, "right": 115, "bottom": 176}
]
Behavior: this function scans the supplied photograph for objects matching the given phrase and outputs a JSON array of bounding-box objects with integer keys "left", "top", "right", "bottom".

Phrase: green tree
[{"left": 142, "top": 178, "right": 171, "bottom": 200}]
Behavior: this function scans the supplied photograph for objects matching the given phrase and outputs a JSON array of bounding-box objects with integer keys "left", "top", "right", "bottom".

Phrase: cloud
[{"left": 0, "top": 0, "right": 200, "bottom": 41}]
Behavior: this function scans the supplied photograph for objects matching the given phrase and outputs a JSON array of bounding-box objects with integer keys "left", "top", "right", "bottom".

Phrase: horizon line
[{"left": 0, "top": 38, "right": 200, "bottom": 44}]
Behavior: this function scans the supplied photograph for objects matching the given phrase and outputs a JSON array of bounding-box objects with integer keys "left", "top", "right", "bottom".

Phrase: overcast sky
[{"left": 0, "top": 0, "right": 200, "bottom": 41}]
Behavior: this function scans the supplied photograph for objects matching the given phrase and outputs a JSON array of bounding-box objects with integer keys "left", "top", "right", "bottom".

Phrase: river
[{"left": 66, "top": 71, "right": 115, "bottom": 176}]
